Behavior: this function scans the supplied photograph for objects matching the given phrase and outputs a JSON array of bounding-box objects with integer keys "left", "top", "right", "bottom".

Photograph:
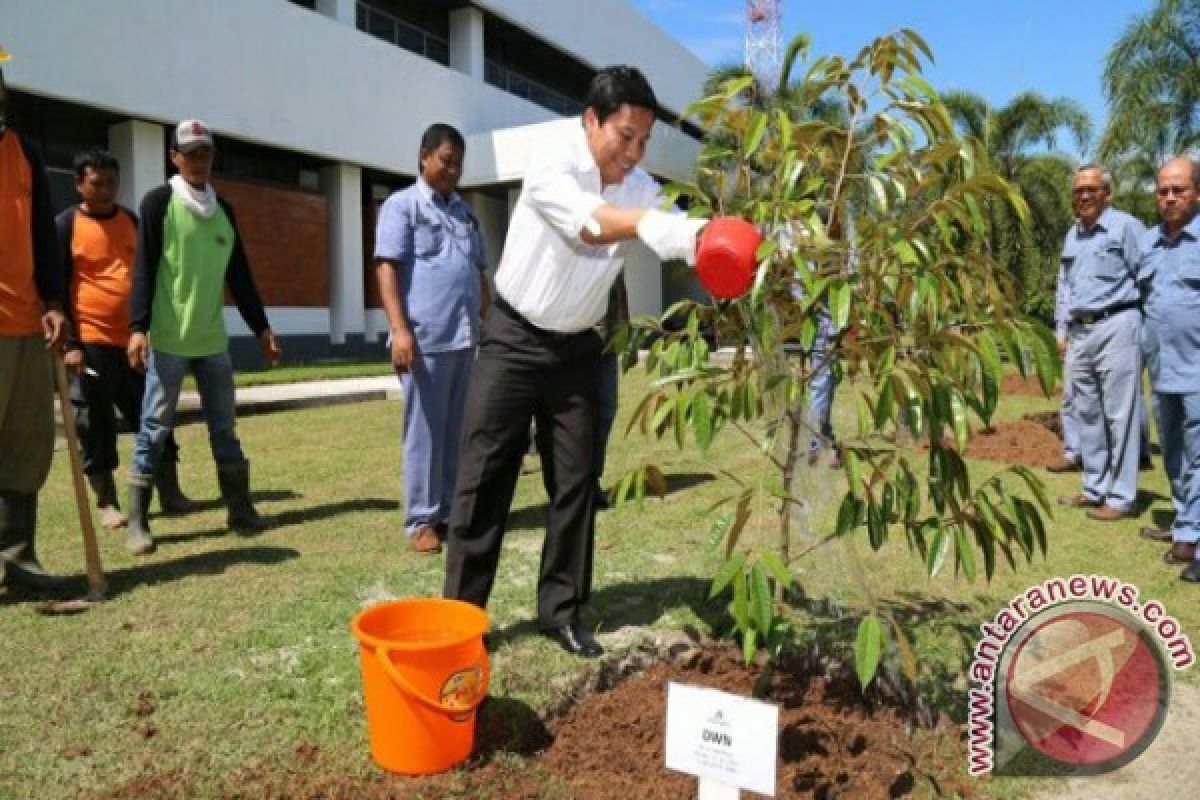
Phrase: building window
[
  {"left": 356, "top": 0, "right": 450, "bottom": 66},
  {"left": 482, "top": 14, "right": 593, "bottom": 116}
]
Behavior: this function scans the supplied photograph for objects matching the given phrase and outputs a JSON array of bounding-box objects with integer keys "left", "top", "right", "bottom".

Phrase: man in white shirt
[{"left": 443, "top": 66, "right": 705, "bottom": 658}]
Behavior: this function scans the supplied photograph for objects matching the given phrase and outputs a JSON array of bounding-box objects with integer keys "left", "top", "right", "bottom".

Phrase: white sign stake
[
  {"left": 665, "top": 682, "right": 779, "bottom": 798},
  {"left": 697, "top": 777, "right": 741, "bottom": 799}
]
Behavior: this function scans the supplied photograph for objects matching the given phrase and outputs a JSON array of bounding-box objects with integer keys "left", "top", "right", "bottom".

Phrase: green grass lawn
[
  {"left": 179, "top": 359, "right": 394, "bottom": 392},
  {"left": 2, "top": 370, "right": 1196, "bottom": 798}
]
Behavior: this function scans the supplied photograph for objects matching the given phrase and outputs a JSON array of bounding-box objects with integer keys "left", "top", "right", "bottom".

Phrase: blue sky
[{"left": 630, "top": 0, "right": 1155, "bottom": 154}]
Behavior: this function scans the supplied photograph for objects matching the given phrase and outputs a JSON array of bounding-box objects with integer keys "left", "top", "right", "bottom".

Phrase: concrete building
[{"left": 0, "top": 0, "right": 707, "bottom": 363}]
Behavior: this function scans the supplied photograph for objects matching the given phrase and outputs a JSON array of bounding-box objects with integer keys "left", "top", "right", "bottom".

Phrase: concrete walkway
[
  {"left": 175, "top": 375, "right": 401, "bottom": 422},
  {"left": 54, "top": 375, "right": 402, "bottom": 444}
]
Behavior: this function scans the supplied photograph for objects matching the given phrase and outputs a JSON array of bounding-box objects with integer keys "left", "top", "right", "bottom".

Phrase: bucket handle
[{"left": 375, "top": 644, "right": 490, "bottom": 716}]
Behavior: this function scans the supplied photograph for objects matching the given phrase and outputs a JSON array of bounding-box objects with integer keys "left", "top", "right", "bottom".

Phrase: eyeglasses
[
  {"left": 1072, "top": 186, "right": 1104, "bottom": 196},
  {"left": 1156, "top": 185, "right": 1195, "bottom": 197}
]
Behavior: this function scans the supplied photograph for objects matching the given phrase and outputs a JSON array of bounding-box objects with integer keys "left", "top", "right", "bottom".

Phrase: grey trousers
[
  {"left": 0, "top": 335, "right": 54, "bottom": 494},
  {"left": 1068, "top": 310, "right": 1142, "bottom": 511}
]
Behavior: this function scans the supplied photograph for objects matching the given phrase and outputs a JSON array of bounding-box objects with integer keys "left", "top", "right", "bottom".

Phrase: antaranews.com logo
[{"left": 967, "top": 574, "right": 1195, "bottom": 777}]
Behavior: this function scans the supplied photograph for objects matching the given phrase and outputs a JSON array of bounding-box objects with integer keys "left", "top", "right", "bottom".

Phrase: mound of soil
[
  {"left": 1001, "top": 374, "right": 1059, "bottom": 398},
  {"left": 964, "top": 415, "right": 1063, "bottom": 469},
  {"left": 92, "top": 644, "right": 974, "bottom": 799},
  {"left": 532, "top": 647, "right": 973, "bottom": 800}
]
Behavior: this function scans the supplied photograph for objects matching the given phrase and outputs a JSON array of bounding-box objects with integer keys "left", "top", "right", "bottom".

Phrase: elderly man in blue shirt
[
  {"left": 1137, "top": 157, "right": 1200, "bottom": 583},
  {"left": 1051, "top": 261, "right": 1153, "bottom": 474},
  {"left": 376, "top": 123, "right": 490, "bottom": 555},
  {"left": 1054, "top": 164, "right": 1146, "bottom": 521}
]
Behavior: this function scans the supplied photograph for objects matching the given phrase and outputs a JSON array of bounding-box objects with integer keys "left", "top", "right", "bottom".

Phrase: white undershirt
[{"left": 493, "top": 122, "right": 665, "bottom": 333}]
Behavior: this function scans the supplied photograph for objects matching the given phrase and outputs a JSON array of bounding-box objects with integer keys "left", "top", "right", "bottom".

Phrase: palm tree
[
  {"left": 1101, "top": 0, "right": 1200, "bottom": 216},
  {"left": 941, "top": 90, "right": 1092, "bottom": 319},
  {"left": 1102, "top": 0, "right": 1200, "bottom": 165}
]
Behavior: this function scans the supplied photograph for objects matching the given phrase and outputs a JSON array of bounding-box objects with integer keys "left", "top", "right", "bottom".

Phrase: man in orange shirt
[
  {"left": 57, "top": 150, "right": 193, "bottom": 544},
  {"left": 0, "top": 54, "right": 70, "bottom": 591}
]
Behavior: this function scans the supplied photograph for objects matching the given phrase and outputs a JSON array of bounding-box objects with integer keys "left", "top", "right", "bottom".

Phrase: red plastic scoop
[{"left": 695, "top": 216, "right": 762, "bottom": 299}]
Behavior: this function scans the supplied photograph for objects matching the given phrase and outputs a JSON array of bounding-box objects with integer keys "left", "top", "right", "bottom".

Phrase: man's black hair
[
  {"left": 418, "top": 123, "right": 465, "bottom": 169},
  {"left": 585, "top": 66, "right": 657, "bottom": 125},
  {"left": 73, "top": 148, "right": 120, "bottom": 179}
]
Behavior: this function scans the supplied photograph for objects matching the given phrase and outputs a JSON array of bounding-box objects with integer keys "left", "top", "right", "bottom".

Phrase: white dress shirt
[{"left": 494, "top": 122, "right": 665, "bottom": 333}]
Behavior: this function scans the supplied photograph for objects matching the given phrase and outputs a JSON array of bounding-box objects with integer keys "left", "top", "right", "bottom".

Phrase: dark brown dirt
[
  {"left": 963, "top": 414, "right": 1064, "bottom": 469},
  {"left": 1001, "top": 374, "right": 1059, "bottom": 398},
  {"left": 88, "top": 645, "right": 976, "bottom": 800}
]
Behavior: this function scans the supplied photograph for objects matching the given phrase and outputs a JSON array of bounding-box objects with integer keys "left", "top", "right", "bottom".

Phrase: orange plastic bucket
[
  {"left": 696, "top": 216, "right": 763, "bottom": 299},
  {"left": 351, "top": 598, "right": 490, "bottom": 775}
]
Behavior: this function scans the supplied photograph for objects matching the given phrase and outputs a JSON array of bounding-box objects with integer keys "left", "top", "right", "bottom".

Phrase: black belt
[
  {"left": 494, "top": 295, "right": 579, "bottom": 342},
  {"left": 1070, "top": 302, "right": 1139, "bottom": 326}
]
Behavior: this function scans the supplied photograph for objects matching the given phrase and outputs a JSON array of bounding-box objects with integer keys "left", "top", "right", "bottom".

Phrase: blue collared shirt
[
  {"left": 1055, "top": 207, "right": 1145, "bottom": 329},
  {"left": 1138, "top": 213, "right": 1200, "bottom": 393},
  {"left": 374, "top": 179, "right": 487, "bottom": 353}
]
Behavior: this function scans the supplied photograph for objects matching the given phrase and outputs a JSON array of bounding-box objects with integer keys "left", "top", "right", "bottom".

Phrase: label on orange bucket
[{"left": 440, "top": 665, "right": 483, "bottom": 721}]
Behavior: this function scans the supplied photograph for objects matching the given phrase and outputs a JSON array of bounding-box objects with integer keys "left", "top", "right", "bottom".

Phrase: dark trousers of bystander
[
  {"left": 444, "top": 297, "right": 602, "bottom": 629},
  {"left": 68, "top": 343, "right": 178, "bottom": 475}
]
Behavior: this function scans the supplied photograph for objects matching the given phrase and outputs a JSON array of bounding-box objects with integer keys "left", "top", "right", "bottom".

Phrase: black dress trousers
[{"left": 443, "top": 297, "right": 601, "bottom": 628}]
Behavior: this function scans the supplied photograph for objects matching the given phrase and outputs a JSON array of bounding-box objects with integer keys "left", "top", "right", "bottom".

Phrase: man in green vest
[{"left": 125, "top": 119, "right": 280, "bottom": 555}]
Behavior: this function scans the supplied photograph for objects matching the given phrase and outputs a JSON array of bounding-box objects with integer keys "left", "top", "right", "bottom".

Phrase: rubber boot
[
  {"left": 155, "top": 459, "right": 195, "bottom": 515},
  {"left": 87, "top": 471, "right": 128, "bottom": 530},
  {"left": 0, "top": 491, "right": 71, "bottom": 591},
  {"left": 126, "top": 475, "right": 156, "bottom": 556},
  {"left": 217, "top": 463, "right": 267, "bottom": 533}
]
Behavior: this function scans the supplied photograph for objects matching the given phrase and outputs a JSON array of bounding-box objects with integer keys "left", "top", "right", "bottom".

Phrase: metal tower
[{"left": 745, "top": 0, "right": 782, "bottom": 92}]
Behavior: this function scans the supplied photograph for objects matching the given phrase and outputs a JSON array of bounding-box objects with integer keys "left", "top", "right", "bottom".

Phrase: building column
[
  {"left": 315, "top": 0, "right": 356, "bottom": 26},
  {"left": 108, "top": 120, "right": 164, "bottom": 212},
  {"left": 623, "top": 243, "right": 664, "bottom": 320},
  {"left": 320, "top": 163, "right": 364, "bottom": 345},
  {"left": 449, "top": 6, "right": 485, "bottom": 81}
]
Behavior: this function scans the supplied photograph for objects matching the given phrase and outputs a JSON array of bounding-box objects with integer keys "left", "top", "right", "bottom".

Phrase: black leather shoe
[
  {"left": 1182, "top": 561, "right": 1200, "bottom": 583},
  {"left": 542, "top": 624, "right": 604, "bottom": 658},
  {"left": 592, "top": 483, "right": 611, "bottom": 511}
]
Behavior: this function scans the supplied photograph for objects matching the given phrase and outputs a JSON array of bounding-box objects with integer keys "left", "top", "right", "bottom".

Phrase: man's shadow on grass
[
  {"left": 506, "top": 471, "right": 717, "bottom": 532},
  {"left": 0, "top": 545, "right": 300, "bottom": 607},
  {"left": 151, "top": 497, "right": 398, "bottom": 546},
  {"left": 485, "top": 575, "right": 717, "bottom": 650},
  {"left": 152, "top": 488, "right": 300, "bottom": 516}
]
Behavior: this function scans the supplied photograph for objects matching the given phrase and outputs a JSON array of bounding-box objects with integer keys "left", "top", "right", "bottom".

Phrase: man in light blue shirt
[
  {"left": 1054, "top": 164, "right": 1145, "bottom": 520},
  {"left": 1137, "top": 157, "right": 1200, "bottom": 582},
  {"left": 376, "top": 124, "right": 489, "bottom": 554}
]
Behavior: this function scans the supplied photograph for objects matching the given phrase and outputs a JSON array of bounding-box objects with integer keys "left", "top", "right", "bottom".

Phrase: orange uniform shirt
[
  {"left": 0, "top": 131, "right": 41, "bottom": 336},
  {"left": 67, "top": 209, "right": 138, "bottom": 346}
]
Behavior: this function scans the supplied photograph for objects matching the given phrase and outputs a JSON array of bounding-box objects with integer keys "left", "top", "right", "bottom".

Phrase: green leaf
[
  {"left": 742, "top": 626, "right": 758, "bottom": 665},
  {"left": 854, "top": 614, "right": 885, "bottom": 689},
  {"left": 950, "top": 390, "right": 969, "bottom": 452},
  {"left": 709, "top": 553, "right": 746, "bottom": 599},
  {"left": 744, "top": 111, "right": 769, "bottom": 158},
  {"left": 835, "top": 492, "right": 861, "bottom": 536},
  {"left": 732, "top": 568, "right": 749, "bottom": 626},
  {"left": 692, "top": 390, "right": 714, "bottom": 452},
  {"left": 674, "top": 391, "right": 689, "bottom": 450},
  {"left": 867, "top": 501, "right": 886, "bottom": 550},
  {"left": 955, "top": 524, "right": 977, "bottom": 581},
  {"left": 844, "top": 448, "right": 863, "bottom": 499},
  {"left": 830, "top": 282, "right": 851, "bottom": 331},
  {"left": 926, "top": 525, "right": 950, "bottom": 576},
  {"left": 749, "top": 563, "right": 773, "bottom": 638},
  {"left": 760, "top": 550, "right": 792, "bottom": 588}
]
